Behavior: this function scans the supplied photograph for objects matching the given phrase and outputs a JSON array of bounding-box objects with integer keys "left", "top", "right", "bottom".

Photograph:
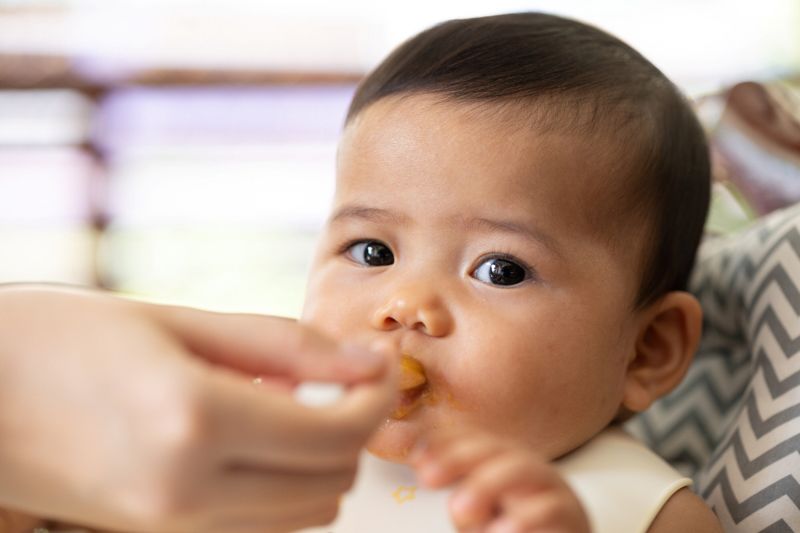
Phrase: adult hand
[{"left": 0, "top": 285, "right": 395, "bottom": 533}]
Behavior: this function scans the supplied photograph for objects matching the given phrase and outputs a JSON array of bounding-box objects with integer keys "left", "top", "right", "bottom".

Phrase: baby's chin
[{"left": 366, "top": 418, "right": 422, "bottom": 463}]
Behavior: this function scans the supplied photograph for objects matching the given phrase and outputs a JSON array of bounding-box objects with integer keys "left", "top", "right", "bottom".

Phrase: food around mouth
[
  {"left": 398, "top": 355, "right": 427, "bottom": 390},
  {"left": 392, "top": 355, "right": 428, "bottom": 419}
]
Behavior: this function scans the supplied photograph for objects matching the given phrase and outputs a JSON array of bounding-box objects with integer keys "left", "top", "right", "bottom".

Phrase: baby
[
  {"left": 299, "top": 11, "right": 720, "bottom": 533},
  {"left": 1, "top": 11, "right": 720, "bottom": 533}
]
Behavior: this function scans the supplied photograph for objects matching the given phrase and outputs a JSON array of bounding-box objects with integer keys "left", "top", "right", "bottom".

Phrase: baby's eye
[
  {"left": 346, "top": 240, "right": 394, "bottom": 267},
  {"left": 472, "top": 256, "right": 529, "bottom": 286}
]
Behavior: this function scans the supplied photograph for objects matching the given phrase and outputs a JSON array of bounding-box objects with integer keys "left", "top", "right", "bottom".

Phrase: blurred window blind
[
  {"left": 0, "top": 90, "right": 98, "bottom": 285},
  {"left": 96, "top": 86, "right": 352, "bottom": 317}
]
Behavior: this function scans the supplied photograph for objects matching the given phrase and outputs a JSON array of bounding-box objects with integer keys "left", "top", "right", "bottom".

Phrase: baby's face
[{"left": 302, "top": 95, "right": 645, "bottom": 462}]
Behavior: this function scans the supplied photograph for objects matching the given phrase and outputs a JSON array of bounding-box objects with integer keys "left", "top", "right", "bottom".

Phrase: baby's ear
[{"left": 622, "top": 291, "right": 702, "bottom": 414}]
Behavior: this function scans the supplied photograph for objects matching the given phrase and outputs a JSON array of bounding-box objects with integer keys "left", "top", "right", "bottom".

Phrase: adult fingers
[
  {"left": 204, "top": 497, "right": 341, "bottom": 533},
  {"left": 206, "top": 361, "right": 396, "bottom": 470},
  {"left": 206, "top": 467, "right": 355, "bottom": 508},
  {"left": 153, "top": 305, "right": 389, "bottom": 383},
  {"left": 152, "top": 474, "right": 349, "bottom": 533}
]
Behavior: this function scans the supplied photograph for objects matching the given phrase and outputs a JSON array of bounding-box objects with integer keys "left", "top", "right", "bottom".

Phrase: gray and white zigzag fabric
[{"left": 627, "top": 203, "right": 800, "bottom": 532}]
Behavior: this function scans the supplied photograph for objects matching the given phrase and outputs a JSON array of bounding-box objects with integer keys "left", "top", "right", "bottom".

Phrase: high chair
[{"left": 627, "top": 203, "right": 800, "bottom": 532}]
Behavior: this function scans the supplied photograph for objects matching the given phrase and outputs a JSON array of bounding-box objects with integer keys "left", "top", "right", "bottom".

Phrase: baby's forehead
[{"left": 340, "top": 94, "right": 639, "bottom": 209}]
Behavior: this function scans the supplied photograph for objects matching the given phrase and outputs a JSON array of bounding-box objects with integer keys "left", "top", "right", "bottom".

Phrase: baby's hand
[{"left": 411, "top": 429, "right": 590, "bottom": 533}]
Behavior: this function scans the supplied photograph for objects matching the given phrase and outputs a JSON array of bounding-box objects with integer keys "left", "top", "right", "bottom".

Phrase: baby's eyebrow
[
  {"left": 456, "top": 215, "right": 564, "bottom": 259},
  {"left": 329, "top": 205, "right": 562, "bottom": 259},
  {"left": 329, "top": 205, "right": 409, "bottom": 226}
]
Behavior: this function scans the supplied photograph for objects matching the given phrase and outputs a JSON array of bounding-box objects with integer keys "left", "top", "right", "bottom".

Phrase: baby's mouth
[{"left": 391, "top": 355, "right": 428, "bottom": 420}]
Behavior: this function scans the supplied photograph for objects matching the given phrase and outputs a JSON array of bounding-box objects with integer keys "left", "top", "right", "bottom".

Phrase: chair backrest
[{"left": 626, "top": 203, "right": 800, "bottom": 532}]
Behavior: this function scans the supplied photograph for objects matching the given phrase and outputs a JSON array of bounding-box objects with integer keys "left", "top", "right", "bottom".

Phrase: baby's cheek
[
  {"left": 301, "top": 291, "right": 359, "bottom": 338},
  {"left": 440, "top": 365, "right": 512, "bottom": 418},
  {"left": 299, "top": 307, "right": 339, "bottom": 341},
  {"left": 457, "top": 365, "right": 551, "bottom": 427}
]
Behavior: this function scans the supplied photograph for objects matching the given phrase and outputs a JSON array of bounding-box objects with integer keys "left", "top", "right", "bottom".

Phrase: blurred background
[{"left": 0, "top": 0, "right": 798, "bottom": 317}]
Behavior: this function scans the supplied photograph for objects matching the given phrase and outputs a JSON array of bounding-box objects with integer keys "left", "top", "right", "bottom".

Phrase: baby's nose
[{"left": 370, "top": 285, "right": 453, "bottom": 337}]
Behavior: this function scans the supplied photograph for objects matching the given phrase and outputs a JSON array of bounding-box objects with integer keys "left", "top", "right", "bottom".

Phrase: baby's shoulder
[{"left": 648, "top": 487, "right": 722, "bottom": 533}]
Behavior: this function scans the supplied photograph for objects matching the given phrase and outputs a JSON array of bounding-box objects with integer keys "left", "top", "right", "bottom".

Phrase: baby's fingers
[
  {"left": 486, "top": 491, "right": 590, "bottom": 533},
  {"left": 414, "top": 431, "right": 515, "bottom": 488},
  {"left": 447, "top": 452, "right": 556, "bottom": 530}
]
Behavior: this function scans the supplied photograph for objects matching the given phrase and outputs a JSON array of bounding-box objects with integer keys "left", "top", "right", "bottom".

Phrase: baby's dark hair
[{"left": 345, "top": 12, "right": 711, "bottom": 309}]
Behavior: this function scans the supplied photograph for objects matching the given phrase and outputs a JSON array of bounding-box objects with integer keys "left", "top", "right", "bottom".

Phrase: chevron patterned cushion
[{"left": 627, "top": 203, "right": 800, "bottom": 532}]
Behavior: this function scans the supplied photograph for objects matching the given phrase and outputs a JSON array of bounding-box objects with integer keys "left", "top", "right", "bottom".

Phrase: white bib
[
  {"left": 298, "top": 427, "right": 691, "bottom": 533},
  {"left": 298, "top": 453, "right": 455, "bottom": 533}
]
